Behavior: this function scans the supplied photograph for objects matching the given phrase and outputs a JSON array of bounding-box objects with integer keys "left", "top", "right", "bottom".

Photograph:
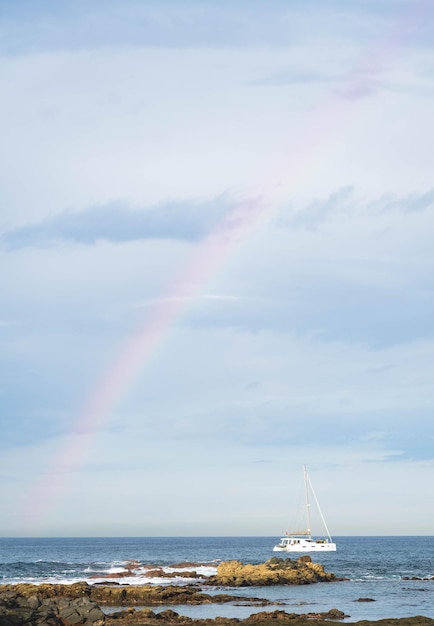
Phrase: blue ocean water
[{"left": 1, "top": 536, "right": 434, "bottom": 621}]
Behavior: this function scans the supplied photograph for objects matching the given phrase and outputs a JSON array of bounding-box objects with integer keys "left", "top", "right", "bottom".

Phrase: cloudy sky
[{"left": 1, "top": 0, "right": 434, "bottom": 537}]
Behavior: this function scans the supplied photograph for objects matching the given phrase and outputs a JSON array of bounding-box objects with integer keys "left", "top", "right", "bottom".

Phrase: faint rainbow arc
[
  {"left": 21, "top": 1, "right": 429, "bottom": 532},
  {"left": 22, "top": 198, "right": 267, "bottom": 528}
]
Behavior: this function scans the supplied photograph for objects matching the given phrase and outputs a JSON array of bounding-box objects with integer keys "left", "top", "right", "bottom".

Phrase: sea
[{"left": 1, "top": 536, "right": 434, "bottom": 622}]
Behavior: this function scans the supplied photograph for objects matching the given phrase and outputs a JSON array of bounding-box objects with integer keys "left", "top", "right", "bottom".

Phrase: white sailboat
[{"left": 273, "top": 465, "right": 336, "bottom": 553}]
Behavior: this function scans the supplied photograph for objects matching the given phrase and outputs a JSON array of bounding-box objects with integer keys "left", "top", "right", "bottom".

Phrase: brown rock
[
  {"left": 0, "top": 582, "right": 270, "bottom": 608},
  {"left": 206, "top": 557, "right": 338, "bottom": 587}
]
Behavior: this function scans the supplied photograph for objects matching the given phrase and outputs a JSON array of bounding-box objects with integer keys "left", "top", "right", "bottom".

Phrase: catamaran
[{"left": 273, "top": 465, "right": 336, "bottom": 552}]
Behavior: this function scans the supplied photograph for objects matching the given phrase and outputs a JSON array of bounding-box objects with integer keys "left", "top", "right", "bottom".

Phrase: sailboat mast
[
  {"left": 305, "top": 470, "right": 333, "bottom": 543},
  {"left": 303, "top": 465, "right": 312, "bottom": 540}
]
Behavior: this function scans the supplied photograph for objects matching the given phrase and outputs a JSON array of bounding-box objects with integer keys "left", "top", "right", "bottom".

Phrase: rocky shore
[
  {"left": 0, "top": 558, "right": 432, "bottom": 626},
  {"left": 0, "top": 588, "right": 351, "bottom": 626},
  {"left": 1, "top": 588, "right": 434, "bottom": 626},
  {"left": 0, "top": 581, "right": 275, "bottom": 608}
]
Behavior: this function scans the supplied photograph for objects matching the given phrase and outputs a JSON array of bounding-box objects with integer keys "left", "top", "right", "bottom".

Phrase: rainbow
[
  {"left": 21, "top": 1, "right": 428, "bottom": 533},
  {"left": 21, "top": 197, "right": 268, "bottom": 531}
]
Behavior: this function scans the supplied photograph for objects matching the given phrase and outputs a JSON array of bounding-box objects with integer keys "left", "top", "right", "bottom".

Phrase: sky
[{"left": 1, "top": 0, "right": 434, "bottom": 537}]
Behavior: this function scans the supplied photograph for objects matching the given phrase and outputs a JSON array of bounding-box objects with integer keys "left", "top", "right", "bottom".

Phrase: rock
[
  {"left": 158, "top": 609, "right": 180, "bottom": 619},
  {"left": 355, "top": 597, "right": 376, "bottom": 602},
  {"left": 6, "top": 581, "right": 92, "bottom": 599},
  {"left": 297, "top": 555, "right": 313, "bottom": 563},
  {"left": 232, "top": 608, "right": 349, "bottom": 622},
  {"left": 324, "top": 608, "right": 348, "bottom": 619},
  {"left": 0, "top": 583, "right": 269, "bottom": 608},
  {"left": 0, "top": 590, "right": 105, "bottom": 626},
  {"left": 206, "top": 557, "right": 339, "bottom": 587},
  {"left": 171, "top": 562, "right": 206, "bottom": 569},
  {"left": 144, "top": 568, "right": 167, "bottom": 577},
  {"left": 144, "top": 569, "right": 201, "bottom": 579},
  {"left": 57, "top": 596, "right": 106, "bottom": 625},
  {"left": 247, "top": 609, "right": 292, "bottom": 621}
]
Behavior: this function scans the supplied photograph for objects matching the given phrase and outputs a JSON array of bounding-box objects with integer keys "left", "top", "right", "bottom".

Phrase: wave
[{"left": 0, "top": 560, "right": 219, "bottom": 587}]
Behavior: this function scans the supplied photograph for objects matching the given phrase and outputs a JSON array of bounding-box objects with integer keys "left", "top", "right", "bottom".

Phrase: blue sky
[{"left": 1, "top": 0, "right": 434, "bottom": 537}]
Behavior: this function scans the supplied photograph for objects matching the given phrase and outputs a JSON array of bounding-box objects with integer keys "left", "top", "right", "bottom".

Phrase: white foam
[
  {"left": 163, "top": 565, "right": 217, "bottom": 577},
  {"left": 105, "top": 566, "right": 130, "bottom": 575},
  {"left": 1, "top": 561, "right": 219, "bottom": 587}
]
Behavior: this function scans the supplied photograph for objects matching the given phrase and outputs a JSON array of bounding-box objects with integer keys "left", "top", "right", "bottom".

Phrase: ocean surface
[{"left": 1, "top": 536, "right": 434, "bottom": 622}]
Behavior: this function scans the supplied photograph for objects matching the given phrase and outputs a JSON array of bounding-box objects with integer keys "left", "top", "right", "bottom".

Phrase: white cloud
[{"left": 2, "top": 0, "right": 434, "bottom": 536}]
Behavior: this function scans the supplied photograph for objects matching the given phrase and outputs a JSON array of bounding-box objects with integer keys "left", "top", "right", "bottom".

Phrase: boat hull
[{"left": 273, "top": 538, "right": 336, "bottom": 552}]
